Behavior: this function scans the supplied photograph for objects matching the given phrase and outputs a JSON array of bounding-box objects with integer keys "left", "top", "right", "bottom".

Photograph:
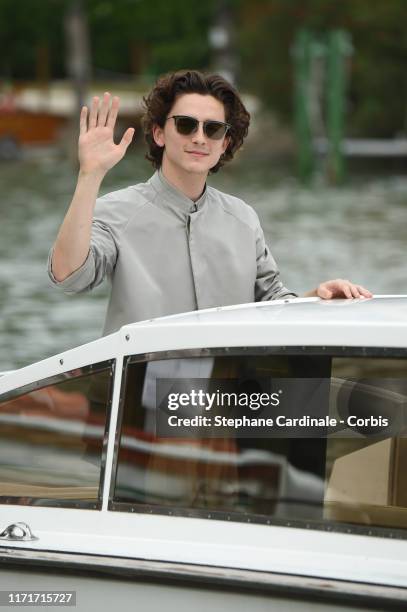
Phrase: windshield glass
[
  {"left": 0, "top": 361, "right": 114, "bottom": 508},
  {"left": 112, "top": 349, "right": 407, "bottom": 538}
]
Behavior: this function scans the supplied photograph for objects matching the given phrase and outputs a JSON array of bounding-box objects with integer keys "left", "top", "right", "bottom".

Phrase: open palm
[{"left": 78, "top": 92, "right": 134, "bottom": 175}]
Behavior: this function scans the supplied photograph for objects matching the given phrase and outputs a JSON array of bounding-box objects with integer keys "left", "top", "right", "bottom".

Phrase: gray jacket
[{"left": 48, "top": 169, "right": 297, "bottom": 335}]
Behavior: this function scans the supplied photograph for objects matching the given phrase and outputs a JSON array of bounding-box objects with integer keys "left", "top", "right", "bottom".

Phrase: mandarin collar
[{"left": 150, "top": 168, "right": 208, "bottom": 216}]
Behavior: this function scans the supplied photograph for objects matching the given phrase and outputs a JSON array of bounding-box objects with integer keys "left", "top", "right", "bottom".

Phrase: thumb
[{"left": 119, "top": 127, "right": 135, "bottom": 150}]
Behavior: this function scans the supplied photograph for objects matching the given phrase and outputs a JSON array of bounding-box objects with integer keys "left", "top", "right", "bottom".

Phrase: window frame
[
  {"left": 0, "top": 359, "right": 116, "bottom": 510},
  {"left": 108, "top": 345, "right": 407, "bottom": 541}
]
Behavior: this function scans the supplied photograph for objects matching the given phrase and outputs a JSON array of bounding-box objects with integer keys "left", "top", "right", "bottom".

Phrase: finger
[
  {"left": 349, "top": 284, "right": 361, "bottom": 298},
  {"left": 89, "top": 96, "right": 100, "bottom": 129},
  {"left": 343, "top": 281, "right": 360, "bottom": 299},
  {"left": 119, "top": 127, "right": 135, "bottom": 150},
  {"left": 356, "top": 285, "right": 373, "bottom": 298},
  {"left": 342, "top": 283, "right": 353, "bottom": 299},
  {"left": 317, "top": 285, "right": 333, "bottom": 299},
  {"left": 106, "top": 96, "right": 120, "bottom": 129},
  {"left": 98, "top": 91, "right": 111, "bottom": 127},
  {"left": 79, "top": 106, "right": 88, "bottom": 135}
]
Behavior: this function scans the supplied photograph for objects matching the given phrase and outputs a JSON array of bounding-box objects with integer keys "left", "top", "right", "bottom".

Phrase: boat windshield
[
  {"left": 111, "top": 348, "right": 407, "bottom": 539},
  {"left": 0, "top": 360, "right": 114, "bottom": 509}
]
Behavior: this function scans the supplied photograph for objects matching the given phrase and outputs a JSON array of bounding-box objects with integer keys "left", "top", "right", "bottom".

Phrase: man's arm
[
  {"left": 51, "top": 92, "right": 134, "bottom": 282},
  {"left": 251, "top": 212, "right": 372, "bottom": 301},
  {"left": 51, "top": 170, "right": 105, "bottom": 281},
  {"left": 254, "top": 221, "right": 298, "bottom": 301}
]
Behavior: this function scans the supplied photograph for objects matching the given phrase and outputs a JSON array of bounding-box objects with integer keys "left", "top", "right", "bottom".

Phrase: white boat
[{"left": 1, "top": 295, "right": 407, "bottom": 610}]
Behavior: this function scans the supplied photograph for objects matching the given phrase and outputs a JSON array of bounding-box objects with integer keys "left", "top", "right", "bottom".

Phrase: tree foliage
[
  {"left": 1, "top": 0, "right": 407, "bottom": 136},
  {"left": 0, "top": 0, "right": 215, "bottom": 80},
  {"left": 237, "top": 0, "right": 407, "bottom": 136}
]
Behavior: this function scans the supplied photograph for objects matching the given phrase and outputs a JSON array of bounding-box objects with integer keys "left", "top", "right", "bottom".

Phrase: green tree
[{"left": 238, "top": 0, "right": 407, "bottom": 137}]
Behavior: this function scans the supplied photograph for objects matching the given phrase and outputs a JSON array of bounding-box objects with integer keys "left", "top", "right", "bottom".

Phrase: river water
[{"left": 1, "top": 150, "right": 406, "bottom": 370}]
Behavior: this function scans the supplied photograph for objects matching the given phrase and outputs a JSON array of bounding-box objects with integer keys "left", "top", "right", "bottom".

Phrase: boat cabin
[{"left": 1, "top": 296, "right": 406, "bottom": 608}]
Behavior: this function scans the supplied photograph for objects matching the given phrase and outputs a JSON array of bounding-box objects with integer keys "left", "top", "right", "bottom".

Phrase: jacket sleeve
[
  {"left": 254, "top": 217, "right": 298, "bottom": 301},
  {"left": 47, "top": 192, "right": 126, "bottom": 294}
]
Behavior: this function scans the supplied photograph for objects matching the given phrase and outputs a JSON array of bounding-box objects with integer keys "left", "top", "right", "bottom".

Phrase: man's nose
[{"left": 191, "top": 123, "right": 207, "bottom": 143}]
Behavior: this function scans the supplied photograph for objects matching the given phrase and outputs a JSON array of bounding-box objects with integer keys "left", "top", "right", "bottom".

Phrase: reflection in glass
[
  {"left": 114, "top": 352, "right": 407, "bottom": 536},
  {"left": 0, "top": 364, "right": 113, "bottom": 508},
  {"left": 325, "top": 357, "right": 407, "bottom": 530},
  {"left": 115, "top": 354, "right": 329, "bottom": 520}
]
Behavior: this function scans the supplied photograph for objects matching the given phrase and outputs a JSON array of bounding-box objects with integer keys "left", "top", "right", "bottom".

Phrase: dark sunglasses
[{"left": 167, "top": 115, "right": 231, "bottom": 140}]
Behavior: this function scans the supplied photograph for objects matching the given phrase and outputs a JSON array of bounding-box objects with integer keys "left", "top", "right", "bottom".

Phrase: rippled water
[{"left": 1, "top": 150, "right": 406, "bottom": 370}]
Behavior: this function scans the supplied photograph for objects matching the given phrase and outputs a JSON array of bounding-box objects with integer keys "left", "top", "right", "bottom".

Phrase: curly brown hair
[{"left": 141, "top": 69, "right": 250, "bottom": 174}]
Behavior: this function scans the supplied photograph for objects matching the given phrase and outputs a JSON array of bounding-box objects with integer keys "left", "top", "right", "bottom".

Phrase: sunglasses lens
[
  {"left": 171, "top": 116, "right": 229, "bottom": 139},
  {"left": 204, "top": 121, "right": 228, "bottom": 140},
  {"left": 174, "top": 116, "right": 198, "bottom": 135}
]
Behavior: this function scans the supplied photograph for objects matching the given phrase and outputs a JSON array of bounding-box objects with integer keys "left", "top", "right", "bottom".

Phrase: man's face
[{"left": 153, "top": 93, "right": 230, "bottom": 178}]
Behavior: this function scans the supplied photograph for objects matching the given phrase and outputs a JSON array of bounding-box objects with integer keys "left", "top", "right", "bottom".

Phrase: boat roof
[
  {"left": 118, "top": 295, "right": 407, "bottom": 355},
  {"left": 123, "top": 295, "right": 407, "bottom": 329},
  {"left": 1, "top": 296, "right": 407, "bottom": 393}
]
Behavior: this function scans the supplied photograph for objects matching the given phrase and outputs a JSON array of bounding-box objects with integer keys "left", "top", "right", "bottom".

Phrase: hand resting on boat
[{"left": 303, "top": 279, "right": 373, "bottom": 299}]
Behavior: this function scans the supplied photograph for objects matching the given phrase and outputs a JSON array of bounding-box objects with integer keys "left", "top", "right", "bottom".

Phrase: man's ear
[
  {"left": 152, "top": 124, "right": 165, "bottom": 147},
  {"left": 222, "top": 135, "right": 231, "bottom": 154}
]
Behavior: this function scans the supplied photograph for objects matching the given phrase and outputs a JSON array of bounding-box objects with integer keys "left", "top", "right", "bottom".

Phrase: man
[{"left": 48, "top": 70, "right": 372, "bottom": 335}]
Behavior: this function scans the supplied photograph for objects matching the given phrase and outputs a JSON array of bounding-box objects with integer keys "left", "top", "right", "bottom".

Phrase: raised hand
[{"left": 78, "top": 92, "right": 135, "bottom": 176}]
